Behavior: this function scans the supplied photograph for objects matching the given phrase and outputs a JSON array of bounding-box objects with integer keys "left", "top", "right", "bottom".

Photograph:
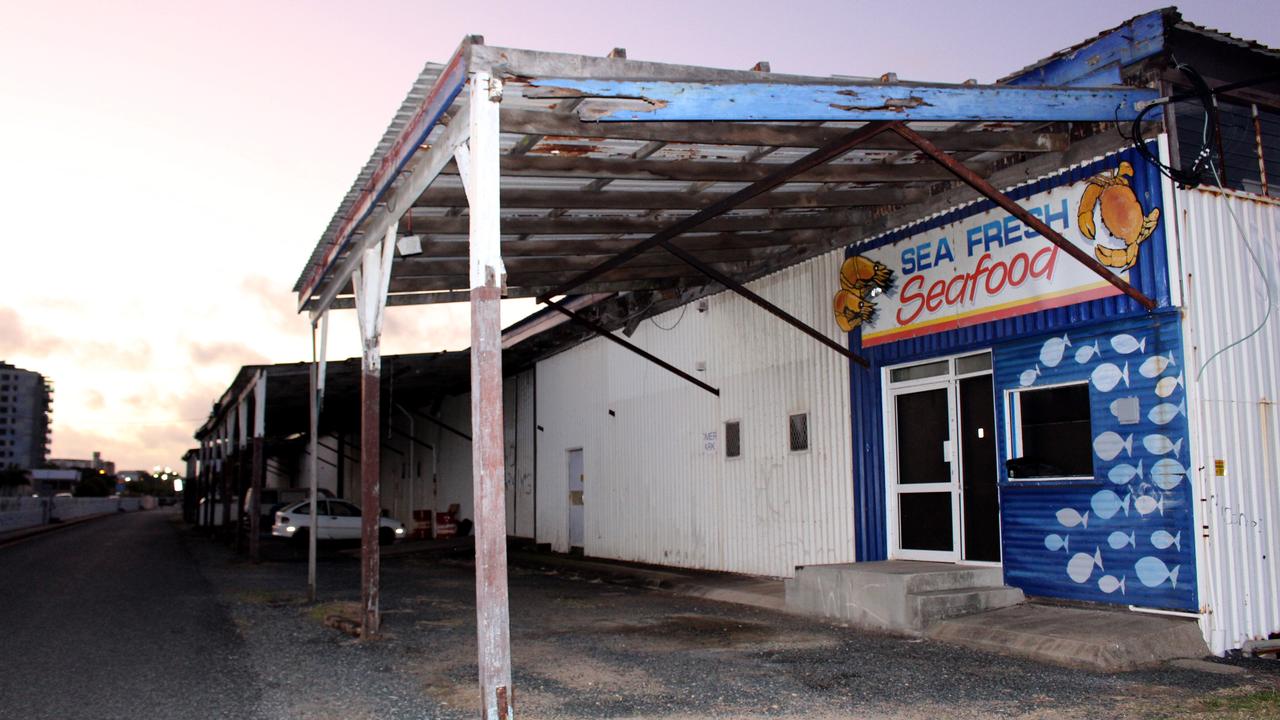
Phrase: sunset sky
[{"left": 2, "top": 0, "right": 1276, "bottom": 470}]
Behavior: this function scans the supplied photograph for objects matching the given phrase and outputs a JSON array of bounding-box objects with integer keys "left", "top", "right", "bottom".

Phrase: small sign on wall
[{"left": 702, "top": 431, "right": 718, "bottom": 454}]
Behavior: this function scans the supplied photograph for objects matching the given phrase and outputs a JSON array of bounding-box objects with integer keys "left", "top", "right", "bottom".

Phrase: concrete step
[
  {"left": 909, "top": 586, "right": 1026, "bottom": 627},
  {"left": 785, "top": 560, "right": 1024, "bottom": 634}
]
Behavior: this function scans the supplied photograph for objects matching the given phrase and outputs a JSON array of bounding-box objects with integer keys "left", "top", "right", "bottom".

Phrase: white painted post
[
  {"left": 250, "top": 371, "right": 267, "bottom": 563},
  {"left": 467, "top": 69, "right": 514, "bottom": 720}
]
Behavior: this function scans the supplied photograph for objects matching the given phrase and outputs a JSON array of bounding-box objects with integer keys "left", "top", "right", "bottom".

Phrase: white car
[{"left": 271, "top": 499, "right": 405, "bottom": 546}]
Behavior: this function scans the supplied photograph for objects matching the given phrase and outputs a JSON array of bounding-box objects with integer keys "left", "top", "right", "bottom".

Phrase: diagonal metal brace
[
  {"left": 536, "top": 121, "right": 896, "bottom": 303},
  {"left": 544, "top": 299, "right": 721, "bottom": 396},
  {"left": 657, "top": 240, "right": 870, "bottom": 368},
  {"left": 888, "top": 122, "right": 1157, "bottom": 311}
]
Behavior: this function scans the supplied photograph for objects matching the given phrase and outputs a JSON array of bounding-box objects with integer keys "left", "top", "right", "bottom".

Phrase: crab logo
[
  {"left": 1077, "top": 161, "right": 1160, "bottom": 271},
  {"left": 833, "top": 255, "right": 894, "bottom": 332}
]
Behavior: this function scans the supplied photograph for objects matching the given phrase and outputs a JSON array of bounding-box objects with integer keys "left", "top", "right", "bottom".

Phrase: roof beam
[
  {"left": 397, "top": 231, "right": 836, "bottom": 258},
  {"left": 412, "top": 185, "right": 927, "bottom": 210},
  {"left": 454, "top": 155, "right": 963, "bottom": 183},
  {"left": 499, "top": 107, "right": 1067, "bottom": 152},
  {"left": 525, "top": 79, "right": 1159, "bottom": 122},
  {"left": 401, "top": 208, "right": 872, "bottom": 235}
]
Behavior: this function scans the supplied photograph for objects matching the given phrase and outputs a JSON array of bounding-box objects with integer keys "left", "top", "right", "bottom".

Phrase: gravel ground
[{"left": 184, "top": 523, "right": 1280, "bottom": 720}]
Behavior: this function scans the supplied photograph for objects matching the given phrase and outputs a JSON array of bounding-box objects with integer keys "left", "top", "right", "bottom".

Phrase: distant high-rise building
[{"left": 0, "top": 362, "right": 52, "bottom": 469}]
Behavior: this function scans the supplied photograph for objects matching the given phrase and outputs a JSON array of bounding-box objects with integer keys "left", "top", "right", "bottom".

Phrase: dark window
[
  {"left": 788, "top": 413, "right": 809, "bottom": 452},
  {"left": 725, "top": 421, "right": 741, "bottom": 459},
  {"left": 328, "top": 501, "right": 360, "bottom": 517},
  {"left": 1009, "top": 383, "right": 1093, "bottom": 479}
]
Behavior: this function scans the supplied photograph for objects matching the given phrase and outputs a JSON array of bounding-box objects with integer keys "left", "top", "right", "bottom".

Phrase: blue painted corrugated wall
[{"left": 850, "top": 144, "right": 1193, "bottom": 609}]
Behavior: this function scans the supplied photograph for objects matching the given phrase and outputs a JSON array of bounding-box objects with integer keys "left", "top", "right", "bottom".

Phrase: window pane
[
  {"left": 955, "top": 353, "right": 992, "bottom": 375},
  {"left": 890, "top": 360, "right": 948, "bottom": 383},
  {"left": 899, "top": 492, "right": 953, "bottom": 551},
  {"left": 896, "top": 389, "right": 949, "bottom": 484},
  {"left": 725, "top": 421, "right": 741, "bottom": 458},
  {"left": 1012, "top": 384, "right": 1094, "bottom": 478},
  {"left": 788, "top": 413, "right": 809, "bottom": 452}
]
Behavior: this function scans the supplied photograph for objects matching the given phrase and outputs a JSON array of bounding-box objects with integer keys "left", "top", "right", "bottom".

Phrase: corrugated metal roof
[{"left": 293, "top": 40, "right": 1154, "bottom": 316}]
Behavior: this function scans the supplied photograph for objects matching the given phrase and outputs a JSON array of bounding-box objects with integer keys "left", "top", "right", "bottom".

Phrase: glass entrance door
[
  {"left": 886, "top": 353, "right": 1000, "bottom": 563},
  {"left": 890, "top": 381, "right": 960, "bottom": 561}
]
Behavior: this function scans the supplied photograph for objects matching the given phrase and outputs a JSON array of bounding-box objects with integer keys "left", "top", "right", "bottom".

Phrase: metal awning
[{"left": 293, "top": 39, "right": 1157, "bottom": 320}]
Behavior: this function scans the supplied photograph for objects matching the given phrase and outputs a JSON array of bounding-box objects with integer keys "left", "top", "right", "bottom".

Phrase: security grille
[{"left": 788, "top": 413, "right": 809, "bottom": 452}]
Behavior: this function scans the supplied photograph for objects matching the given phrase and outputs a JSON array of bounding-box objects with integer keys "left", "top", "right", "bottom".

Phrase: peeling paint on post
[
  {"left": 468, "top": 69, "right": 515, "bottom": 720},
  {"left": 360, "top": 367, "right": 380, "bottom": 637},
  {"left": 353, "top": 229, "right": 396, "bottom": 641}
]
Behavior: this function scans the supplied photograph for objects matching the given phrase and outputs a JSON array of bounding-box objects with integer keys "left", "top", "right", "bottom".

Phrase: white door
[
  {"left": 888, "top": 379, "right": 961, "bottom": 562},
  {"left": 567, "top": 449, "right": 584, "bottom": 548},
  {"left": 885, "top": 352, "right": 1001, "bottom": 564}
]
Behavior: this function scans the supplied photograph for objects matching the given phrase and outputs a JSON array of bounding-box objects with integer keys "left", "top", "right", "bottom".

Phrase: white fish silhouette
[
  {"left": 1020, "top": 365, "right": 1041, "bottom": 387},
  {"left": 1098, "top": 574, "right": 1127, "bottom": 594},
  {"left": 1040, "top": 335, "right": 1071, "bottom": 368},
  {"left": 1135, "top": 556, "right": 1179, "bottom": 588},
  {"left": 1108, "top": 460, "right": 1143, "bottom": 485},
  {"left": 1148, "top": 400, "right": 1186, "bottom": 426},
  {"left": 1155, "top": 373, "right": 1184, "bottom": 398},
  {"left": 1091, "top": 489, "right": 1131, "bottom": 520},
  {"left": 1108, "top": 530, "right": 1136, "bottom": 550},
  {"left": 1044, "top": 533, "right": 1070, "bottom": 552},
  {"left": 1134, "top": 493, "right": 1165, "bottom": 516},
  {"left": 1143, "top": 434, "right": 1183, "bottom": 458},
  {"left": 1111, "top": 334, "right": 1147, "bottom": 355},
  {"left": 1139, "top": 352, "right": 1177, "bottom": 379},
  {"left": 1067, "top": 548, "right": 1104, "bottom": 584},
  {"left": 1151, "top": 530, "right": 1181, "bottom": 552},
  {"left": 1056, "top": 508, "right": 1089, "bottom": 529},
  {"left": 1075, "top": 341, "right": 1102, "bottom": 364},
  {"left": 1093, "top": 432, "right": 1133, "bottom": 461},
  {"left": 1091, "top": 362, "right": 1129, "bottom": 392},
  {"left": 1150, "top": 458, "right": 1187, "bottom": 491}
]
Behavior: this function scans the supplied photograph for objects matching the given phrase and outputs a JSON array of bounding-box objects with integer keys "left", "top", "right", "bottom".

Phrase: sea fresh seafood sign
[{"left": 838, "top": 156, "right": 1163, "bottom": 347}]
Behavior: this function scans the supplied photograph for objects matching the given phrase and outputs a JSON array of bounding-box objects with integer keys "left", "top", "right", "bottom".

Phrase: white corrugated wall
[
  {"left": 1178, "top": 187, "right": 1280, "bottom": 654},
  {"left": 431, "top": 371, "right": 537, "bottom": 537},
  {"left": 535, "top": 251, "right": 854, "bottom": 578}
]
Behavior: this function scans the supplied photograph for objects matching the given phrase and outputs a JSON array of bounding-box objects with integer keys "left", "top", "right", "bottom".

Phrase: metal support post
[
  {"left": 250, "top": 371, "right": 266, "bottom": 564},
  {"left": 465, "top": 69, "right": 515, "bottom": 720},
  {"left": 236, "top": 399, "right": 249, "bottom": 553},
  {"left": 888, "top": 122, "right": 1157, "bottom": 311},
  {"left": 220, "top": 418, "right": 232, "bottom": 535},
  {"left": 544, "top": 299, "right": 721, "bottom": 394},
  {"left": 537, "top": 121, "right": 893, "bottom": 303},
  {"left": 308, "top": 312, "right": 328, "bottom": 602},
  {"left": 655, "top": 240, "right": 870, "bottom": 367},
  {"left": 352, "top": 226, "right": 395, "bottom": 640}
]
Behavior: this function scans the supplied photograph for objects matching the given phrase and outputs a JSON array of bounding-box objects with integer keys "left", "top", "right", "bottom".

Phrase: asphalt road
[{"left": 0, "top": 510, "right": 261, "bottom": 720}]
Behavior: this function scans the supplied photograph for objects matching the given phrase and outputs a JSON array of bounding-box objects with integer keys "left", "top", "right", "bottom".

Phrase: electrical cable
[
  {"left": 1194, "top": 160, "right": 1276, "bottom": 381},
  {"left": 648, "top": 302, "right": 688, "bottom": 331},
  {"left": 1119, "top": 60, "right": 1277, "bottom": 378}
]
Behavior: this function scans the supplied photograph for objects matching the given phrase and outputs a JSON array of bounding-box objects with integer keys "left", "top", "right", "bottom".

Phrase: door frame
[{"left": 882, "top": 351, "right": 1002, "bottom": 565}]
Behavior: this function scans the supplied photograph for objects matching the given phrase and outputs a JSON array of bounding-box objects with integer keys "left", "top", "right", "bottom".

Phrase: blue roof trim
[{"left": 1002, "top": 10, "right": 1167, "bottom": 87}]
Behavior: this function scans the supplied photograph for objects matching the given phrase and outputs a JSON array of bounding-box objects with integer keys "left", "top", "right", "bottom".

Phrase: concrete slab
[{"left": 928, "top": 603, "right": 1209, "bottom": 672}]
